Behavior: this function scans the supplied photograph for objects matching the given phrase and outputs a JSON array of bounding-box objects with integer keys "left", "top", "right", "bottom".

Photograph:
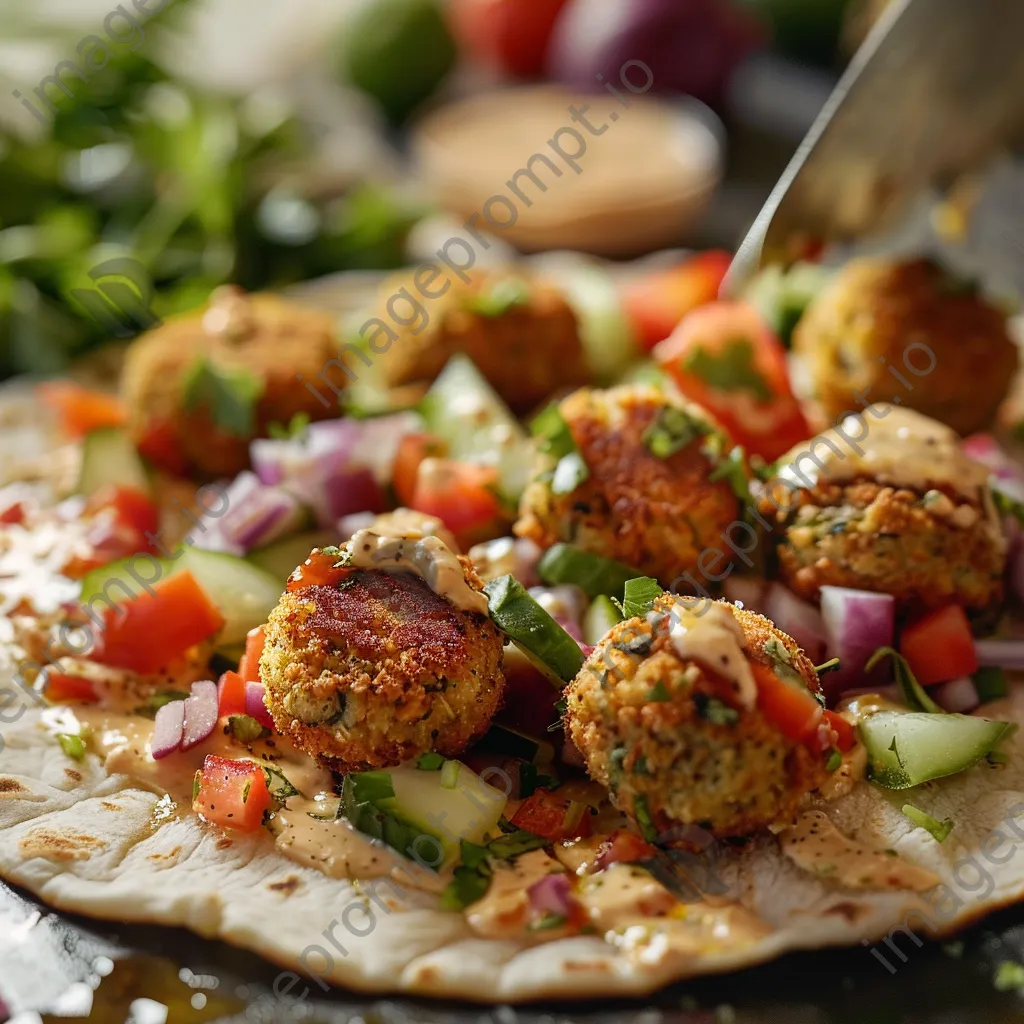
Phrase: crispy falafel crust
[
  {"left": 261, "top": 558, "right": 505, "bottom": 771},
  {"left": 566, "top": 597, "right": 829, "bottom": 838},
  {"left": 758, "top": 479, "right": 1005, "bottom": 613},
  {"left": 515, "top": 386, "right": 741, "bottom": 588}
]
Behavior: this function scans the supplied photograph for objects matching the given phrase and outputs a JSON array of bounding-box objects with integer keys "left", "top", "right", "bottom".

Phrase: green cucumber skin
[
  {"left": 583, "top": 595, "right": 624, "bottom": 646},
  {"left": 537, "top": 543, "right": 639, "bottom": 600},
  {"left": 859, "top": 712, "right": 1015, "bottom": 790}
]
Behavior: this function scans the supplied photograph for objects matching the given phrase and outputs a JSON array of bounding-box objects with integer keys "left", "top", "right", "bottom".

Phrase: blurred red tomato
[
  {"left": 622, "top": 251, "right": 732, "bottom": 351},
  {"left": 449, "top": 0, "right": 570, "bottom": 77}
]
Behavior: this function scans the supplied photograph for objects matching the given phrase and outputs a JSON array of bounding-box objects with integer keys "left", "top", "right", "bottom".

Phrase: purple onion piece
[
  {"left": 152, "top": 699, "right": 185, "bottom": 759},
  {"left": 181, "top": 680, "right": 219, "bottom": 751},
  {"left": 245, "top": 681, "right": 276, "bottom": 730},
  {"left": 527, "top": 872, "right": 574, "bottom": 918}
]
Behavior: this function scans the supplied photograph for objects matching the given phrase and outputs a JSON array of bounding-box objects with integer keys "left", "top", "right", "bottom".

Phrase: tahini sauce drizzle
[
  {"left": 348, "top": 528, "right": 487, "bottom": 614},
  {"left": 665, "top": 601, "right": 756, "bottom": 709}
]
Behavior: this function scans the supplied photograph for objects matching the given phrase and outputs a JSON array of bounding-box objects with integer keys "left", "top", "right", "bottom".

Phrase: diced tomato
[
  {"left": 900, "top": 605, "right": 979, "bottom": 686},
  {"left": 95, "top": 571, "right": 225, "bottom": 674},
  {"left": 237, "top": 625, "right": 265, "bottom": 683},
  {"left": 752, "top": 661, "right": 823, "bottom": 747},
  {"left": 217, "top": 671, "right": 248, "bottom": 717},
  {"left": 286, "top": 550, "right": 352, "bottom": 592},
  {"left": 44, "top": 673, "right": 99, "bottom": 703},
  {"left": 410, "top": 458, "right": 504, "bottom": 549},
  {"left": 37, "top": 381, "right": 127, "bottom": 438},
  {"left": 594, "top": 828, "right": 656, "bottom": 871},
  {"left": 392, "top": 433, "right": 446, "bottom": 507},
  {"left": 192, "top": 754, "right": 270, "bottom": 832},
  {"left": 136, "top": 419, "right": 188, "bottom": 476},
  {"left": 823, "top": 710, "right": 856, "bottom": 752},
  {"left": 449, "top": 0, "right": 570, "bottom": 77},
  {"left": 510, "top": 788, "right": 593, "bottom": 841},
  {"left": 653, "top": 301, "right": 812, "bottom": 462},
  {"left": 83, "top": 485, "right": 161, "bottom": 566},
  {"left": 622, "top": 251, "right": 733, "bottom": 350},
  {"left": 0, "top": 502, "right": 25, "bottom": 525}
]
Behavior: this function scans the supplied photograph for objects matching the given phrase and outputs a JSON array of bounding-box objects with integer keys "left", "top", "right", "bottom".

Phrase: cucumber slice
[
  {"left": 859, "top": 711, "right": 1015, "bottom": 789},
  {"left": 485, "top": 574, "right": 585, "bottom": 686},
  {"left": 537, "top": 543, "right": 641, "bottom": 599},
  {"left": 418, "top": 355, "right": 534, "bottom": 502},
  {"left": 342, "top": 763, "right": 507, "bottom": 862},
  {"left": 77, "top": 427, "right": 150, "bottom": 497},
  {"left": 80, "top": 546, "right": 282, "bottom": 648},
  {"left": 248, "top": 530, "right": 337, "bottom": 581},
  {"left": 583, "top": 595, "right": 624, "bottom": 645}
]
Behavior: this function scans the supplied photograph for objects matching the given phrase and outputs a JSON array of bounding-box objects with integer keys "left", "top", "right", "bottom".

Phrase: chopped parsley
[
  {"left": 902, "top": 803, "right": 954, "bottom": 843},
  {"left": 441, "top": 841, "right": 494, "bottom": 910},
  {"left": 641, "top": 406, "right": 708, "bottom": 459},
  {"left": 682, "top": 338, "right": 772, "bottom": 402},
  {"left": 530, "top": 403, "right": 589, "bottom": 495},
  {"left": 705, "top": 440, "right": 753, "bottom": 504},
  {"left": 634, "top": 794, "right": 658, "bottom": 842},
  {"left": 57, "top": 733, "right": 86, "bottom": 760},
  {"left": 622, "top": 577, "right": 664, "bottom": 619},
  {"left": 694, "top": 693, "right": 740, "bottom": 726},
  {"left": 262, "top": 764, "right": 300, "bottom": 803},
  {"left": 181, "top": 356, "right": 265, "bottom": 438}
]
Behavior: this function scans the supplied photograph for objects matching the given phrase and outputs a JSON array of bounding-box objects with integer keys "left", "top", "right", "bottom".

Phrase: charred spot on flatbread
[
  {"left": 19, "top": 829, "right": 105, "bottom": 861},
  {"left": 267, "top": 876, "right": 301, "bottom": 895},
  {"left": 0, "top": 777, "right": 27, "bottom": 794}
]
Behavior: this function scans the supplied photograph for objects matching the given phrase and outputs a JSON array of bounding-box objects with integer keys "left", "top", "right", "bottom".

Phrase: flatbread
[{"left": 3, "top": 671, "right": 1024, "bottom": 1002}]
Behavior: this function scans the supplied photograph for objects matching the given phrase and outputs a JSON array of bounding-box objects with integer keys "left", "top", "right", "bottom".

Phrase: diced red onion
[
  {"left": 245, "top": 681, "right": 276, "bottom": 730},
  {"left": 975, "top": 638, "right": 1024, "bottom": 670},
  {"left": 820, "top": 586, "right": 895, "bottom": 696},
  {"left": 323, "top": 465, "right": 387, "bottom": 521},
  {"left": 933, "top": 675, "right": 980, "bottom": 713},
  {"left": 151, "top": 699, "right": 185, "bottom": 760},
  {"left": 181, "top": 680, "right": 219, "bottom": 751},
  {"left": 526, "top": 873, "right": 574, "bottom": 918},
  {"left": 722, "top": 575, "right": 767, "bottom": 614},
  {"left": 764, "top": 583, "right": 827, "bottom": 663},
  {"left": 218, "top": 472, "right": 305, "bottom": 552}
]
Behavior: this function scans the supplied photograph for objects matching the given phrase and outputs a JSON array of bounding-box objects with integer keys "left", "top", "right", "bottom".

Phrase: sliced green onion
[
  {"left": 622, "top": 577, "right": 664, "bottom": 619},
  {"left": 538, "top": 543, "right": 641, "bottom": 599},
  {"left": 416, "top": 752, "right": 446, "bottom": 771},
  {"left": 530, "top": 403, "right": 576, "bottom": 458},
  {"left": 902, "top": 803, "right": 954, "bottom": 842},
  {"left": 440, "top": 760, "right": 461, "bottom": 790},
  {"left": 57, "top": 733, "right": 85, "bottom": 760}
]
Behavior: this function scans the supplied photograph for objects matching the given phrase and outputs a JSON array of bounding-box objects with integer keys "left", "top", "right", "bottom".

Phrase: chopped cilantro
[
  {"left": 634, "top": 794, "right": 658, "bottom": 842},
  {"left": 682, "top": 338, "right": 773, "bottom": 402},
  {"left": 622, "top": 577, "right": 664, "bottom": 619},
  {"left": 416, "top": 752, "right": 446, "bottom": 771},
  {"left": 262, "top": 764, "right": 300, "bottom": 803},
  {"left": 466, "top": 278, "right": 531, "bottom": 318},
  {"left": 441, "top": 861, "right": 493, "bottom": 910},
  {"left": 57, "top": 733, "right": 85, "bottom": 760},
  {"left": 705, "top": 441, "right": 753, "bottom": 504},
  {"left": 694, "top": 694, "right": 740, "bottom": 726},
  {"left": 647, "top": 681, "right": 671, "bottom": 703},
  {"left": 641, "top": 406, "right": 708, "bottom": 459},
  {"left": 902, "top": 803, "right": 954, "bottom": 843},
  {"left": 530, "top": 403, "right": 577, "bottom": 459},
  {"left": 181, "top": 356, "right": 265, "bottom": 438}
]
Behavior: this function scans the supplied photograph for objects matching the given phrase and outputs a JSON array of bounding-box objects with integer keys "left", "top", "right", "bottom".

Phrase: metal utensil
[{"left": 723, "top": 0, "right": 1024, "bottom": 294}]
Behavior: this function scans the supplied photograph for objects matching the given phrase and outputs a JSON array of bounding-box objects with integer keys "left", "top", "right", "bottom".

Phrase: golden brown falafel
[
  {"left": 565, "top": 596, "right": 830, "bottom": 838},
  {"left": 122, "top": 286, "right": 342, "bottom": 478},
  {"left": 379, "top": 269, "right": 587, "bottom": 412},
  {"left": 757, "top": 406, "right": 1007, "bottom": 613},
  {"left": 794, "top": 257, "right": 1018, "bottom": 436},
  {"left": 261, "top": 552, "right": 505, "bottom": 771},
  {"left": 514, "top": 385, "right": 744, "bottom": 589}
]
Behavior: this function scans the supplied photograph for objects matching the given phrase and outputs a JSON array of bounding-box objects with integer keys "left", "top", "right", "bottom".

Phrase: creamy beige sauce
[
  {"left": 666, "top": 601, "right": 756, "bottom": 709},
  {"left": 780, "top": 810, "right": 939, "bottom": 891},
  {"left": 776, "top": 406, "right": 993, "bottom": 506},
  {"left": 466, "top": 849, "right": 564, "bottom": 938},
  {"left": 348, "top": 528, "right": 487, "bottom": 614}
]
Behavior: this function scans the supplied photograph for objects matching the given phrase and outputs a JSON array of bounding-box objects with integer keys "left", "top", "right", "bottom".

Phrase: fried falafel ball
[
  {"left": 260, "top": 537, "right": 505, "bottom": 771},
  {"left": 794, "top": 257, "right": 1018, "bottom": 436},
  {"left": 514, "top": 385, "right": 744, "bottom": 588},
  {"left": 757, "top": 406, "right": 1007, "bottom": 613},
  {"left": 379, "top": 269, "right": 587, "bottom": 412},
  {"left": 122, "top": 286, "right": 342, "bottom": 478},
  {"left": 566, "top": 596, "right": 830, "bottom": 838}
]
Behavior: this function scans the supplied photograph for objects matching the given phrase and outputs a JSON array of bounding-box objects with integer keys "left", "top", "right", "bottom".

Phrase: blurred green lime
[{"left": 341, "top": 0, "right": 457, "bottom": 124}]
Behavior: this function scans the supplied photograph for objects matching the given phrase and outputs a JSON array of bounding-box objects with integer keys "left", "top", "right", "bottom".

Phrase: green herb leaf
[
  {"left": 441, "top": 861, "right": 493, "bottom": 910},
  {"left": 466, "top": 279, "right": 531, "bottom": 318},
  {"left": 647, "top": 681, "right": 671, "bottom": 703},
  {"left": 133, "top": 689, "right": 189, "bottom": 719},
  {"left": 705, "top": 440, "right": 753, "bottom": 504},
  {"left": 551, "top": 451, "right": 589, "bottom": 495},
  {"left": 902, "top": 803, "right": 954, "bottom": 842},
  {"left": 182, "top": 357, "right": 265, "bottom": 438},
  {"left": 694, "top": 693, "right": 740, "bottom": 726},
  {"left": 488, "top": 829, "right": 548, "bottom": 859},
  {"left": 634, "top": 794, "right": 658, "bottom": 843},
  {"left": 973, "top": 665, "right": 1008, "bottom": 703},
  {"left": 57, "top": 733, "right": 85, "bottom": 760},
  {"left": 416, "top": 752, "right": 446, "bottom": 771},
  {"left": 682, "top": 337, "right": 773, "bottom": 401},
  {"left": 825, "top": 749, "right": 842, "bottom": 772},
  {"left": 228, "top": 714, "right": 268, "bottom": 743},
  {"left": 865, "top": 647, "right": 944, "bottom": 715},
  {"left": 641, "top": 406, "right": 708, "bottom": 459},
  {"left": 267, "top": 411, "right": 311, "bottom": 440},
  {"left": 262, "top": 764, "right": 301, "bottom": 803},
  {"left": 622, "top": 577, "right": 664, "bottom": 619},
  {"left": 530, "top": 403, "right": 576, "bottom": 459},
  {"left": 519, "top": 761, "right": 558, "bottom": 799}
]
